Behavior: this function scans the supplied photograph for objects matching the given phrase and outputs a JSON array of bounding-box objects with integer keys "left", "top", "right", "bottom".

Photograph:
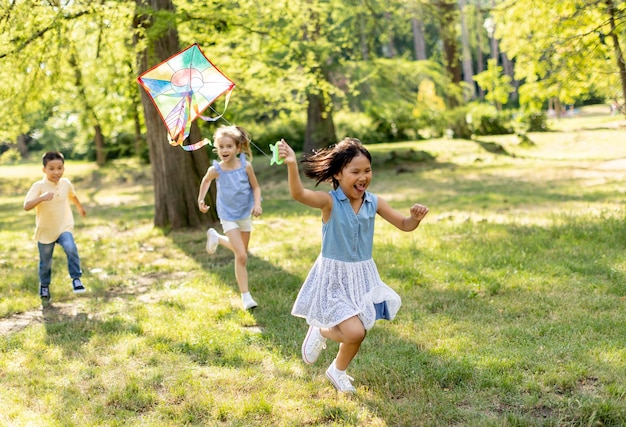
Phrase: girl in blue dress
[
  {"left": 277, "top": 138, "right": 429, "bottom": 393},
  {"left": 198, "top": 126, "right": 263, "bottom": 310}
]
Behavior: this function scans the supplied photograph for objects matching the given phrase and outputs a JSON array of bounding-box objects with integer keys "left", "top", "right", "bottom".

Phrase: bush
[
  {"left": 517, "top": 111, "right": 549, "bottom": 132},
  {"left": 0, "top": 148, "right": 22, "bottom": 165},
  {"left": 365, "top": 103, "right": 420, "bottom": 143},
  {"left": 442, "top": 106, "right": 473, "bottom": 139},
  {"left": 465, "top": 104, "right": 514, "bottom": 136},
  {"left": 334, "top": 111, "right": 374, "bottom": 141}
]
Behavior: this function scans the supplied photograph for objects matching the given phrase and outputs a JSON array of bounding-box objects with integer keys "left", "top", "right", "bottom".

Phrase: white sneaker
[
  {"left": 301, "top": 326, "right": 327, "bottom": 364},
  {"left": 325, "top": 363, "right": 356, "bottom": 393},
  {"left": 206, "top": 228, "right": 219, "bottom": 254},
  {"left": 242, "top": 293, "right": 258, "bottom": 310}
]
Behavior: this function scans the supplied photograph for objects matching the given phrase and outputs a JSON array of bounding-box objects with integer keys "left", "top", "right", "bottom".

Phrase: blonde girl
[{"left": 198, "top": 126, "right": 262, "bottom": 310}]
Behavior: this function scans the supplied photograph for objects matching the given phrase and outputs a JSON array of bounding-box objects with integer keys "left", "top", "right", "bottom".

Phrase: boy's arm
[
  {"left": 69, "top": 193, "right": 87, "bottom": 217},
  {"left": 24, "top": 190, "right": 53, "bottom": 211}
]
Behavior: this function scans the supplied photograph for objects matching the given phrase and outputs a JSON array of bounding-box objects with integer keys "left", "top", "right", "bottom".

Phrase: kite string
[{"left": 207, "top": 105, "right": 273, "bottom": 161}]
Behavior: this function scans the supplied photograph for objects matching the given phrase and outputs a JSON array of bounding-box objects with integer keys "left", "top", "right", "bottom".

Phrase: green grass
[{"left": 1, "top": 108, "right": 626, "bottom": 426}]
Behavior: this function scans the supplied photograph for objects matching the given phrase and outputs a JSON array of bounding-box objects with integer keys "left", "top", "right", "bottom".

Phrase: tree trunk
[
  {"left": 301, "top": 0, "right": 337, "bottom": 153},
  {"left": 411, "top": 17, "right": 427, "bottom": 60},
  {"left": 500, "top": 53, "right": 518, "bottom": 102},
  {"left": 437, "top": 0, "right": 462, "bottom": 106},
  {"left": 607, "top": 0, "right": 626, "bottom": 115},
  {"left": 94, "top": 124, "right": 105, "bottom": 166},
  {"left": 359, "top": 14, "right": 369, "bottom": 60},
  {"left": 458, "top": 0, "right": 475, "bottom": 100},
  {"left": 135, "top": 0, "right": 212, "bottom": 229},
  {"left": 475, "top": 0, "right": 485, "bottom": 100},
  {"left": 304, "top": 92, "right": 336, "bottom": 153},
  {"left": 383, "top": 11, "right": 396, "bottom": 58},
  {"left": 133, "top": 96, "right": 145, "bottom": 159},
  {"left": 16, "top": 133, "right": 28, "bottom": 158}
]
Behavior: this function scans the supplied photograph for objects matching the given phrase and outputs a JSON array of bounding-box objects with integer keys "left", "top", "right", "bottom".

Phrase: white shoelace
[
  {"left": 336, "top": 373, "right": 355, "bottom": 392},
  {"left": 312, "top": 337, "right": 327, "bottom": 353}
]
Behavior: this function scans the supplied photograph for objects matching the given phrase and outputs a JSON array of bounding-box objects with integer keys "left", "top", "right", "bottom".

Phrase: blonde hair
[{"left": 213, "top": 125, "right": 253, "bottom": 160}]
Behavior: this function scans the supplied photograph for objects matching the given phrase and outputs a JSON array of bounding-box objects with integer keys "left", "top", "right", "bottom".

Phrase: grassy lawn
[{"left": 1, "top": 108, "right": 625, "bottom": 426}]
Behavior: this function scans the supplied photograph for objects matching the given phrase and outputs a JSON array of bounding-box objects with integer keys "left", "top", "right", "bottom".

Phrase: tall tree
[
  {"left": 134, "top": 0, "right": 213, "bottom": 229},
  {"left": 497, "top": 0, "right": 626, "bottom": 113},
  {"left": 0, "top": 1, "right": 139, "bottom": 160},
  {"left": 432, "top": 0, "right": 462, "bottom": 106}
]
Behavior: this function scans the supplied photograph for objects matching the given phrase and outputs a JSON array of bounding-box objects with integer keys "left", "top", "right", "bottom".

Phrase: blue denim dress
[
  {"left": 291, "top": 187, "right": 402, "bottom": 330},
  {"left": 213, "top": 154, "right": 254, "bottom": 221}
]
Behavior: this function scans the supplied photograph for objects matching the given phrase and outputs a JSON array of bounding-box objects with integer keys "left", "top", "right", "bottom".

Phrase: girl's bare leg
[
  {"left": 220, "top": 229, "right": 251, "bottom": 293},
  {"left": 320, "top": 316, "right": 366, "bottom": 371}
]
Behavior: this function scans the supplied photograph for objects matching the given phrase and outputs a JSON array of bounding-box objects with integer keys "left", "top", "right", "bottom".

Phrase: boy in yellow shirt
[{"left": 24, "top": 151, "right": 87, "bottom": 303}]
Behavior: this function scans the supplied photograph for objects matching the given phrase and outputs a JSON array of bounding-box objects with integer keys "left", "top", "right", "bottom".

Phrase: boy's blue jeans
[{"left": 38, "top": 232, "right": 82, "bottom": 286}]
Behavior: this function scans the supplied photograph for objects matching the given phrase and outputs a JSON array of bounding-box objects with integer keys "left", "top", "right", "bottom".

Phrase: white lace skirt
[{"left": 291, "top": 256, "right": 402, "bottom": 330}]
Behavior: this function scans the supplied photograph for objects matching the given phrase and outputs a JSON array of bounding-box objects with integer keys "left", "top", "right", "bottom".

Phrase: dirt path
[
  {"left": 0, "top": 301, "right": 90, "bottom": 336},
  {"left": 0, "top": 274, "right": 160, "bottom": 337}
]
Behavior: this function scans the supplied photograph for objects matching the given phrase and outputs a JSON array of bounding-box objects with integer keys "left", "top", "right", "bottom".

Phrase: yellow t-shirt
[{"left": 25, "top": 176, "right": 77, "bottom": 244}]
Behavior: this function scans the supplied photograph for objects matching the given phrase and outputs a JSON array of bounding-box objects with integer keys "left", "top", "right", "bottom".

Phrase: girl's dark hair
[
  {"left": 302, "top": 137, "right": 372, "bottom": 189},
  {"left": 42, "top": 151, "right": 64, "bottom": 166}
]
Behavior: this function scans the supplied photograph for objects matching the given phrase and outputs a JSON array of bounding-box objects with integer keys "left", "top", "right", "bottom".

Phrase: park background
[{"left": 1, "top": 1, "right": 626, "bottom": 426}]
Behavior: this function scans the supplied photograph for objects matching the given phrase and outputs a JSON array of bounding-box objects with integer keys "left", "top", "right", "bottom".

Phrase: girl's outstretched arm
[
  {"left": 377, "top": 196, "right": 429, "bottom": 231},
  {"left": 277, "top": 140, "right": 332, "bottom": 215},
  {"left": 246, "top": 163, "right": 263, "bottom": 216},
  {"left": 198, "top": 166, "right": 217, "bottom": 213}
]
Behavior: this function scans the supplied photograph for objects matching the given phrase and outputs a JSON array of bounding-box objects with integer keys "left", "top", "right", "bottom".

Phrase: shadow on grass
[
  {"left": 473, "top": 139, "right": 512, "bottom": 156},
  {"left": 168, "top": 229, "right": 309, "bottom": 361},
  {"left": 38, "top": 300, "right": 146, "bottom": 363}
]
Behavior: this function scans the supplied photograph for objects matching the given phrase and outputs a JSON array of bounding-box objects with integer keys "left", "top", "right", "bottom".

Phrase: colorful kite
[{"left": 137, "top": 43, "right": 235, "bottom": 151}]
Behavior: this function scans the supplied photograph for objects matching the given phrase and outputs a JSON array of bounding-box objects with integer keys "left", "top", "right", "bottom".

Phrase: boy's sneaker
[
  {"left": 72, "top": 278, "right": 86, "bottom": 293},
  {"left": 206, "top": 228, "right": 220, "bottom": 254},
  {"left": 301, "top": 325, "right": 327, "bottom": 364},
  {"left": 325, "top": 363, "right": 356, "bottom": 394},
  {"left": 40, "top": 286, "right": 51, "bottom": 303},
  {"left": 242, "top": 293, "right": 258, "bottom": 310}
]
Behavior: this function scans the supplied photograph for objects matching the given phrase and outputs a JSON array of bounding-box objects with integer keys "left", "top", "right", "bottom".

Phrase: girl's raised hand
[
  {"left": 277, "top": 139, "right": 297, "bottom": 164},
  {"left": 410, "top": 203, "right": 429, "bottom": 222},
  {"left": 198, "top": 200, "right": 210, "bottom": 213}
]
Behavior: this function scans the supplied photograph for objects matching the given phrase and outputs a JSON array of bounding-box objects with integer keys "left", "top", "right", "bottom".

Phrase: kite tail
[{"left": 179, "top": 138, "right": 213, "bottom": 151}]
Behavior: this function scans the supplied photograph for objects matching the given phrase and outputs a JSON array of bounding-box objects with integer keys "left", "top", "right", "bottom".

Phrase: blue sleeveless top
[
  {"left": 213, "top": 154, "right": 254, "bottom": 221},
  {"left": 321, "top": 187, "right": 378, "bottom": 262}
]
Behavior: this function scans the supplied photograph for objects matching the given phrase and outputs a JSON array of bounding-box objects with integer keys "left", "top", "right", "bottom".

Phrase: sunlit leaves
[{"left": 497, "top": 0, "right": 622, "bottom": 107}]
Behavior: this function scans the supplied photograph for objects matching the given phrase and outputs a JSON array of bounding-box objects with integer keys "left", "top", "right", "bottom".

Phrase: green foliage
[
  {"left": 2, "top": 0, "right": 624, "bottom": 170},
  {"left": 333, "top": 110, "right": 408, "bottom": 144},
  {"left": 497, "top": 0, "right": 624, "bottom": 110},
  {"left": 335, "top": 59, "right": 452, "bottom": 142},
  {"left": 473, "top": 59, "right": 514, "bottom": 111},
  {"left": 412, "top": 78, "right": 447, "bottom": 138},
  {"left": 0, "top": 148, "right": 21, "bottom": 165},
  {"left": 240, "top": 112, "right": 307, "bottom": 153},
  {"left": 0, "top": 1, "right": 139, "bottom": 160},
  {"left": 441, "top": 105, "right": 473, "bottom": 139},
  {"left": 466, "top": 103, "right": 514, "bottom": 136},
  {"left": 517, "top": 110, "right": 550, "bottom": 133},
  {"left": 363, "top": 103, "right": 420, "bottom": 143}
]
